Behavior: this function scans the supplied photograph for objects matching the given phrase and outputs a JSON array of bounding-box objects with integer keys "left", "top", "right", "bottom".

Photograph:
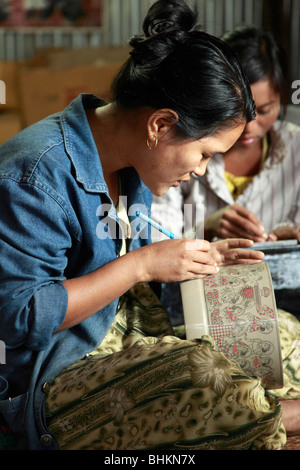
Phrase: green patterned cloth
[{"left": 45, "top": 283, "right": 300, "bottom": 450}]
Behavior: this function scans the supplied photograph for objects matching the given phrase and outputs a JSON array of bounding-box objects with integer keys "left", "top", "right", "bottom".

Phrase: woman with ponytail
[{"left": 0, "top": 0, "right": 288, "bottom": 450}]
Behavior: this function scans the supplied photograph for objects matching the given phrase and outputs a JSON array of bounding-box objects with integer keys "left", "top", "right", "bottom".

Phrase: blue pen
[{"left": 136, "top": 211, "right": 178, "bottom": 239}]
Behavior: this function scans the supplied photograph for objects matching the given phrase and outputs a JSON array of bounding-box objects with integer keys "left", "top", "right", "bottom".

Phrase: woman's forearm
[
  {"left": 58, "top": 250, "right": 144, "bottom": 331},
  {"left": 57, "top": 238, "right": 214, "bottom": 331}
]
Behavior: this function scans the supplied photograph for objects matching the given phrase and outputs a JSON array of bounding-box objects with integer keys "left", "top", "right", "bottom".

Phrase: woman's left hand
[
  {"left": 268, "top": 225, "right": 300, "bottom": 243},
  {"left": 209, "top": 239, "right": 264, "bottom": 266}
]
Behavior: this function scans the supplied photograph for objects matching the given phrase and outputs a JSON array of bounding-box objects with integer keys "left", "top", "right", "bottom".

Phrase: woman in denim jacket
[{"left": 0, "top": 1, "right": 288, "bottom": 451}]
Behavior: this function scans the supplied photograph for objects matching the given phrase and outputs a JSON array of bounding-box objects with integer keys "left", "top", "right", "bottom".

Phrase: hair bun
[
  {"left": 129, "top": 0, "right": 200, "bottom": 65},
  {"left": 143, "top": 0, "right": 198, "bottom": 36}
]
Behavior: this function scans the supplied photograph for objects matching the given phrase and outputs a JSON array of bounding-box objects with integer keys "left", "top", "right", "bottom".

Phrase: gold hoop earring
[{"left": 146, "top": 137, "right": 158, "bottom": 150}]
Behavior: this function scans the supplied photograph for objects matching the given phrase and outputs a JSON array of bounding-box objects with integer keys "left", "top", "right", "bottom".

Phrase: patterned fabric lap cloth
[
  {"left": 45, "top": 283, "right": 300, "bottom": 450},
  {"left": 272, "top": 309, "right": 300, "bottom": 399}
]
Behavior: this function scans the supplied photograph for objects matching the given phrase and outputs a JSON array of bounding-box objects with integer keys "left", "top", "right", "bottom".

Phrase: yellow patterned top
[{"left": 225, "top": 135, "right": 268, "bottom": 199}]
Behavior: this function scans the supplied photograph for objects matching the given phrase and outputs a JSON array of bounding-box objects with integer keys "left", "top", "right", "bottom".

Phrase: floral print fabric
[{"left": 45, "top": 283, "right": 299, "bottom": 450}]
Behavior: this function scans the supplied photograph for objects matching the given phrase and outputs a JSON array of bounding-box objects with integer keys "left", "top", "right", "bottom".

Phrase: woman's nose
[
  {"left": 244, "top": 118, "right": 259, "bottom": 133},
  {"left": 193, "top": 160, "right": 209, "bottom": 177}
]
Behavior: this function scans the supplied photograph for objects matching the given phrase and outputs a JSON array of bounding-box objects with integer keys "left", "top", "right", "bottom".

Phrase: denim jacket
[{"left": 0, "top": 94, "right": 152, "bottom": 449}]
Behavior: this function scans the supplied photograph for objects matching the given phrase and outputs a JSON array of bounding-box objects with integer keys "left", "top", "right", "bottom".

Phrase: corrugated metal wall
[
  {"left": 0, "top": 0, "right": 299, "bottom": 80},
  {"left": 0, "top": 0, "right": 264, "bottom": 59}
]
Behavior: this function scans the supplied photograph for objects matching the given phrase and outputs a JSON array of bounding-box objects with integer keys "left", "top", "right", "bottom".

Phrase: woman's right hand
[
  {"left": 133, "top": 238, "right": 219, "bottom": 283},
  {"left": 133, "top": 236, "right": 264, "bottom": 284}
]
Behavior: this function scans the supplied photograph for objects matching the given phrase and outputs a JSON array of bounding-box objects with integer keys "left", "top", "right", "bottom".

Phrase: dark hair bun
[
  {"left": 142, "top": 0, "right": 198, "bottom": 36},
  {"left": 129, "top": 0, "right": 199, "bottom": 65}
]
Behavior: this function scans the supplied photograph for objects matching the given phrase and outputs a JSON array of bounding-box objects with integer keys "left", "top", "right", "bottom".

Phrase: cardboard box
[
  {"left": 18, "top": 47, "right": 130, "bottom": 127},
  {"left": 43, "top": 46, "right": 130, "bottom": 68},
  {"left": 0, "top": 111, "right": 23, "bottom": 145},
  {"left": 19, "top": 61, "right": 124, "bottom": 127}
]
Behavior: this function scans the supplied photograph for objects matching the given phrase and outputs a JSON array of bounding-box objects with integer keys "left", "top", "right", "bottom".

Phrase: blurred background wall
[{"left": 0, "top": 0, "right": 299, "bottom": 81}]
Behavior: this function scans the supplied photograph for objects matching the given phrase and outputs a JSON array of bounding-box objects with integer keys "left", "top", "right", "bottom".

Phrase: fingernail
[{"left": 258, "top": 225, "right": 267, "bottom": 237}]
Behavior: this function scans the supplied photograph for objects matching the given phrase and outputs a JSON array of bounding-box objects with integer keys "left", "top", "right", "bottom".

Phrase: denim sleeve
[{"left": 0, "top": 179, "right": 73, "bottom": 351}]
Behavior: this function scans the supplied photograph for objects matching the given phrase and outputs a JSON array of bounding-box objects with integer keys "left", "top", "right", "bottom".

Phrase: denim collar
[{"left": 60, "top": 94, "right": 108, "bottom": 193}]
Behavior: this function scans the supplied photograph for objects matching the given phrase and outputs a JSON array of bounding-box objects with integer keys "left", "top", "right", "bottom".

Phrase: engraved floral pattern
[{"left": 203, "top": 263, "right": 283, "bottom": 389}]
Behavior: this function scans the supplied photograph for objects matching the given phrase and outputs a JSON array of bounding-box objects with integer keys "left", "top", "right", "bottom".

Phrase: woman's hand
[
  {"left": 268, "top": 225, "right": 300, "bottom": 243},
  {"left": 133, "top": 238, "right": 220, "bottom": 283},
  {"left": 204, "top": 203, "right": 267, "bottom": 242},
  {"left": 209, "top": 238, "right": 264, "bottom": 266},
  {"left": 133, "top": 237, "right": 264, "bottom": 285}
]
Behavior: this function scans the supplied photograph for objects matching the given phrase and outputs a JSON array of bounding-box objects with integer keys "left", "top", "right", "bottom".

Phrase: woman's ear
[{"left": 147, "top": 108, "right": 179, "bottom": 143}]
